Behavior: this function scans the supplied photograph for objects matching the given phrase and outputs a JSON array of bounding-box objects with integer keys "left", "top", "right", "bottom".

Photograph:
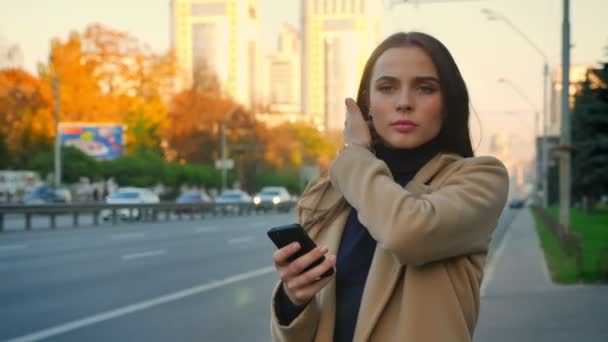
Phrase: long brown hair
[{"left": 302, "top": 32, "right": 474, "bottom": 230}]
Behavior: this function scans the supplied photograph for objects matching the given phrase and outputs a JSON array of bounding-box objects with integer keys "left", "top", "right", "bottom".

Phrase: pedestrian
[
  {"left": 102, "top": 184, "right": 109, "bottom": 200},
  {"left": 270, "top": 32, "right": 509, "bottom": 342}
]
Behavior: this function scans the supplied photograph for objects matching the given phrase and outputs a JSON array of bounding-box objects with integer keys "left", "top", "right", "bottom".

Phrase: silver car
[
  {"left": 214, "top": 190, "right": 252, "bottom": 214},
  {"left": 101, "top": 187, "right": 160, "bottom": 221},
  {"left": 253, "top": 186, "right": 292, "bottom": 212}
]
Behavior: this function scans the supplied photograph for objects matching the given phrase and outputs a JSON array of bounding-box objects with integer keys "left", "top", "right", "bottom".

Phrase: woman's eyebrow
[
  {"left": 374, "top": 76, "right": 400, "bottom": 83},
  {"left": 374, "top": 75, "right": 440, "bottom": 83},
  {"left": 413, "top": 76, "right": 440, "bottom": 84}
]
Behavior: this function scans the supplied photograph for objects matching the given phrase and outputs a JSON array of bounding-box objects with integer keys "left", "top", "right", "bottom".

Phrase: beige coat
[{"left": 270, "top": 145, "right": 509, "bottom": 342}]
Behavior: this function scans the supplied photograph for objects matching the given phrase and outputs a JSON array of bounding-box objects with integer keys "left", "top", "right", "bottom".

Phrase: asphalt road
[{"left": 0, "top": 208, "right": 517, "bottom": 342}]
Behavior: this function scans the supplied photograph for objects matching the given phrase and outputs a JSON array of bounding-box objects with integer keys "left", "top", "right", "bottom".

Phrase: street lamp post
[
  {"left": 483, "top": 8, "right": 550, "bottom": 208},
  {"left": 220, "top": 105, "right": 240, "bottom": 193},
  {"left": 49, "top": 54, "right": 62, "bottom": 187},
  {"left": 559, "top": 0, "right": 571, "bottom": 234}
]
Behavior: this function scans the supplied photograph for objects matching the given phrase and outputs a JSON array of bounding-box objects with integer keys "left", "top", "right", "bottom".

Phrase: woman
[{"left": 270, "top": 32, "right": 509, "bottom": 342}]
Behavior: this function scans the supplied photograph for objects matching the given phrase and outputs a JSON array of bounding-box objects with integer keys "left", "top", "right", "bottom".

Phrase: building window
[
  {"left": 191, "top": 2, "right": 226, "bottom": 16},
  {"left": 191, "top": 22, "right": 217, "bottom": 80}
]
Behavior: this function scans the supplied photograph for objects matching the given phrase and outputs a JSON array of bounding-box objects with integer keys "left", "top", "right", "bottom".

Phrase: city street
[
  {"left": 1, "top": 208, "right": 518, "bottom": 341},
  {"left": 0, "top": 213, "right": 291, "bottom": 341}
]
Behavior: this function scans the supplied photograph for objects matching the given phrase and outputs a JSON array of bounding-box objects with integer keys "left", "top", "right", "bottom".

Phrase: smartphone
[{"left": 267, "top": 223, "right": 334, "bottom": 278}]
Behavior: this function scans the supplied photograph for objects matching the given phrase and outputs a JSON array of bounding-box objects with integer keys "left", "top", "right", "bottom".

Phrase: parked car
[
  {"left": 23, "top": 186, "right": 72, "bottom": 204},
  {"left": 175, "top": 191, "right": 212, "bottom": 213},
  {"left": 253, "top": 186, "right": 292, "bottom": 212},
  {"left": 101, "top": 187, "right": 160, "bottom": 221},
  {"left": 214, "top": 190, "right": 252, "bottom": 214}
]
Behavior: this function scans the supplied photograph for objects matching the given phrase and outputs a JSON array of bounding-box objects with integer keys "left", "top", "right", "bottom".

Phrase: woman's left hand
[{"left": 344, "top": 97, "right": 372, "bottom": 148}]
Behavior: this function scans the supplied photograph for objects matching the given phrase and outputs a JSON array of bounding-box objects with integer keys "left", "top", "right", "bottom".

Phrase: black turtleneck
[{"left": 333, "top": 138, "right": 441, "bottom": 342}]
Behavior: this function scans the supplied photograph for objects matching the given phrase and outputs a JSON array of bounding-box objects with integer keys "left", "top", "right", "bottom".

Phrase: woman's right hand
[{"left": 273, "top": 242, "right": 336, "bottom": 307}]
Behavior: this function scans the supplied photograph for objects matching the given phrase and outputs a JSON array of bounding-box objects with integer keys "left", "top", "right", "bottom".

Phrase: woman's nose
[{"left": 396, "top": 90, "right": 413, "bottom": 112}]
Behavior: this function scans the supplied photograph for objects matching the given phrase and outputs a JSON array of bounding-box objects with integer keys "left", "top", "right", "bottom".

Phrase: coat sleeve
[
  {"left": 329, "top": 145, "right": 509, "bottom": 266},
  {"left": 270, "top": 281, "right": 321, "bottom": 341}
]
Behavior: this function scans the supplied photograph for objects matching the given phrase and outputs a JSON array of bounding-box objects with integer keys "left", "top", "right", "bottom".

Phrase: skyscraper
[
  {"left": 171, "top": 0, "right": 260, "bottom": 109},
  {"left": 264, "top": 24, "right": 301, "bottom": 114},
  {"left": 301, "top": 0, "right": 380, "bottom": 131}
]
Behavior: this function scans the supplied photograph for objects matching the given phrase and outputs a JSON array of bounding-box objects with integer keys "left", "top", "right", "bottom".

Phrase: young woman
[{"left": 270, "top": 31, "right": 509, "bottom": 342}]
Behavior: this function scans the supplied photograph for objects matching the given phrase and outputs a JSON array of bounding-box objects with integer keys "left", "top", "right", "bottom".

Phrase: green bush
[
  {"left": 252, "top": 168, "right": 301, "bottom": 194},
  {"left": 28, "top": 146, "right": 100, "bottom": 183}
]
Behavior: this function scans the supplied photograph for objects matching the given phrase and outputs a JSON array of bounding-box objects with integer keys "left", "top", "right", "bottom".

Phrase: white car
[
  {"left": 253, "top": 186, "right": 292, "bottom": 212},
  {"left": 101, "top": 187, "right": 160, "bottom": 221}
]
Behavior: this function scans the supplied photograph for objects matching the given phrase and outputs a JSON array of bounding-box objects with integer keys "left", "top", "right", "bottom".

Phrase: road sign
[{"left": 215, "top": 159, "right": 234, "bottom": 170}]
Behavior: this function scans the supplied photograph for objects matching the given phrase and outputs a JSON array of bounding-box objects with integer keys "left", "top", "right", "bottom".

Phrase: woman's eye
[
  {"left": 418, "top": 85, "right": 436, "bottom": 94},
  {"left": 378, "top": 85, "right": 394, "bottom": 93}
]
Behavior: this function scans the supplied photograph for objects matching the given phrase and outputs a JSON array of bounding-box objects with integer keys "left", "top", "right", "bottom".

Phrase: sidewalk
[{"left": 474, "top": 208, "right": 608, "bottom": 342}]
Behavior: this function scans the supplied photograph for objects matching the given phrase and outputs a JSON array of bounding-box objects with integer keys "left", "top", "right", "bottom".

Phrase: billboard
[{"left": 59, "top": 123, "right": 125, "bottom": 160}]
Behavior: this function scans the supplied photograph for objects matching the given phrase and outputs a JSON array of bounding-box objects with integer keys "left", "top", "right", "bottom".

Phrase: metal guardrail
[{"left": 0, "top": 201, "right": 297, "bottom": 232}]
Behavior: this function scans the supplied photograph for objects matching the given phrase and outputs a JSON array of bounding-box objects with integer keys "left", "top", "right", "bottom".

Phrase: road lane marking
[
  {"left": 3, "top": 266, "right": 275, "bottom": 342},
  {"left": 227, "top": 236, "right": 253, "bottom": 245},
  {"left": 481, "top": 223, "right": 513, "bottom": 297},
  {"left": 111, "top": 233, "right": 145, "bottom": 240},
  {"left": 121, "top": 250, "right": 166, "bottom": 260},
  {"left": 195, "top": 226, "right": 218, "bottom": 233},
  {"left": 0, "top": 244, "right": 27, "bottom": 252}
]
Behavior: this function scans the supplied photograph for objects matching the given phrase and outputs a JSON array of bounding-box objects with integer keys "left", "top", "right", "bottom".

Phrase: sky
[{"left": 1, "top": 0, "right": 606, "bottom": 162}]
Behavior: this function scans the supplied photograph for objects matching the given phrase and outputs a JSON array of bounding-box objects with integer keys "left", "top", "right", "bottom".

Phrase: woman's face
[{"left": 368, "top": 46, "right": 444, "bottom": 149}]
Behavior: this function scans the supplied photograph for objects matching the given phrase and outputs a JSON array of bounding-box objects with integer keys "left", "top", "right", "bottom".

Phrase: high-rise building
[
  {"left": 264, "top": 24, "right": 302, "bottom": 114},
  {"left": 170, "top": 0, "right": 260, "bottom": 109},
  {"left": 301, "top": 0, "right": 380, "bottom": 132}
]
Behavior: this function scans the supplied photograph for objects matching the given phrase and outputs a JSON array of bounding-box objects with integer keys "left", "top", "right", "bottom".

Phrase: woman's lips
[{"left": 391, "top": 121, "right": 417, "bottom": 133}]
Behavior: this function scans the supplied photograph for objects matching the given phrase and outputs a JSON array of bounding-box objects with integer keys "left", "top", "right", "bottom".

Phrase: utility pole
[
  {"left": 559, "top": 0, "right": 571, "bottom": 235},
  {"left": 220, "top": 123, "right": 227, "bottom": 193},
  {"left": 53, "top": 77, "right": 61, "bottom": 187},
  {"left": 541, "top": 63, "right": 549, "bottom": 208}
]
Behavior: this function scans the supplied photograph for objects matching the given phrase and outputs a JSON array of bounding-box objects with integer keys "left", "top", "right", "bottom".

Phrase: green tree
[
  {"left": 27, "top": 146, "right": 99, "bottom": 183},
  {"left": 571, "top": 63, "right": 608, "bottom": 206}
]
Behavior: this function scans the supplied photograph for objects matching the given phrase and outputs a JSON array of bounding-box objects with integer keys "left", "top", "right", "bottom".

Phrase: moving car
[
  {"left": 253, "top": 186, "right": 292, "bottom": 212},
  {"left": 175, "top": 191, "right": 212, "bottom": 213},
  {"left": 23, "top": 186, "right": 72, "bottom": 204},
  {"left": 214, "top": 190, "right": 252, "bottom": 214},
  {"left": 101, "top": 187, "right": 160, "bottom": 221}
]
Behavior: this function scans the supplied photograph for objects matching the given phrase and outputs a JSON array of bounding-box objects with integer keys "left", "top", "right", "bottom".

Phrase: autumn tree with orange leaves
[
  {"left": 38, "top": 23, "right": 176, "bottom": 154},
  {"left": 0, "top": 68, "right": 54, "bottom": 168}
]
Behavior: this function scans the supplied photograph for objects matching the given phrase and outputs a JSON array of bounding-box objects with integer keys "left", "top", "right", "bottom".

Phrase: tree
[
  {"left": 262, "top": 122, "right": 338, "bottom": 170},
  {"left": 0, "top": 68, "right": 54, "bottom": 168},
  {"left": 571, "top": 63, "right": 608, "bottom": 206},
  {"left": 28, "top": 146, "right": 99, "bottom": 183},
  {"left": 39, "top": 23, "right": 177, "bottom": 153}
]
